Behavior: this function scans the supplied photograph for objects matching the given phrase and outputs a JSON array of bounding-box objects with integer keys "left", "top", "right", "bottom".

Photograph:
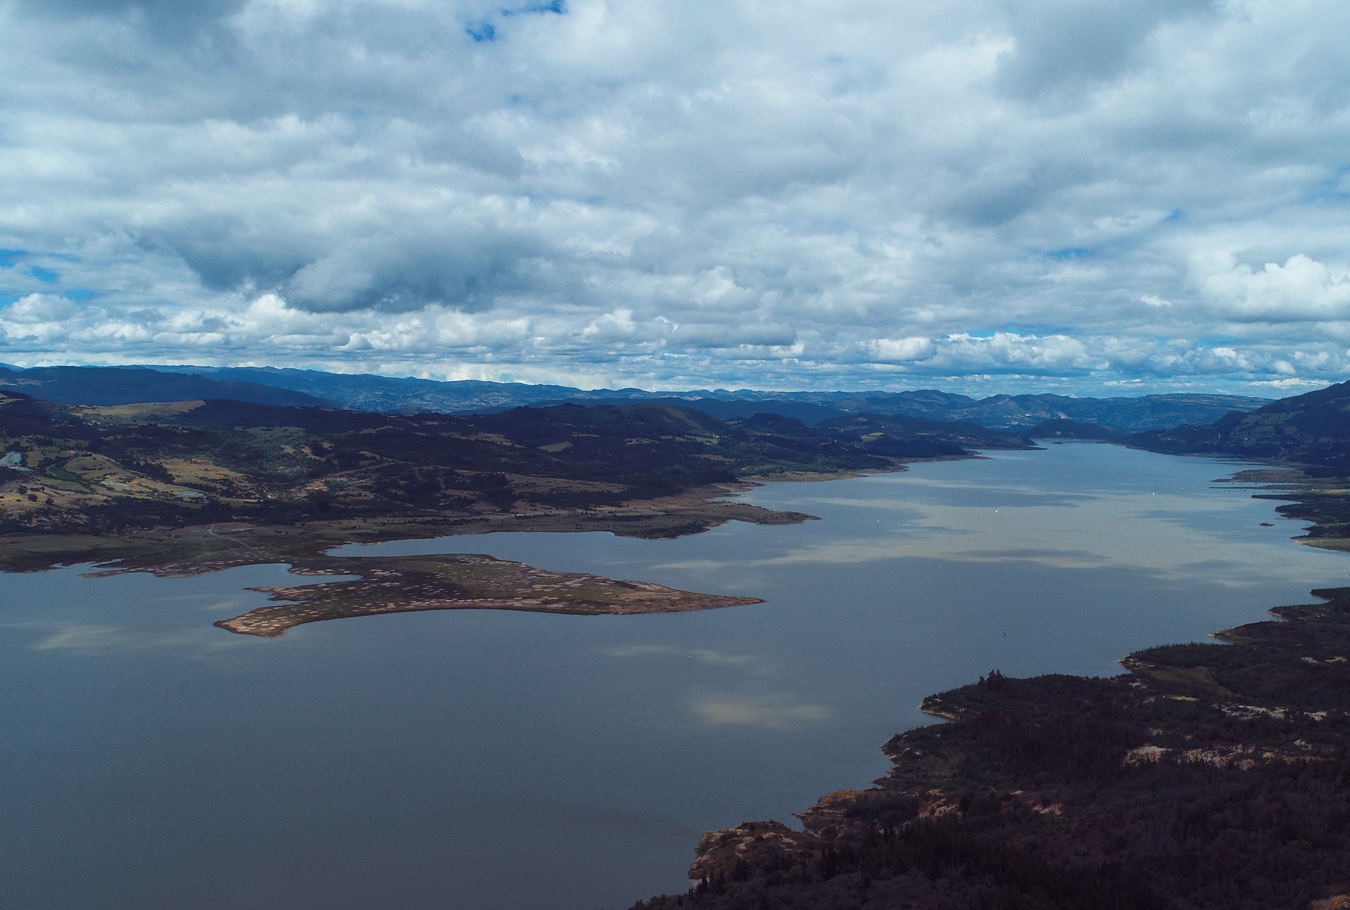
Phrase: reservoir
[{"left": 2, "top": 443, "right": 1346, "bottom": 910}]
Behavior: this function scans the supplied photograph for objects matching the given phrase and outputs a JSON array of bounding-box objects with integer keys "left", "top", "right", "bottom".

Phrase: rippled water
[{"left": 2, "top": 443, "right": 1345, "bottom": 909}]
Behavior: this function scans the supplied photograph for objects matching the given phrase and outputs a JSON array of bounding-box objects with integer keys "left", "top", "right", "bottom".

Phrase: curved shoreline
[{"left": 632, "top": 581, "right": 1350, "bottom": 908}]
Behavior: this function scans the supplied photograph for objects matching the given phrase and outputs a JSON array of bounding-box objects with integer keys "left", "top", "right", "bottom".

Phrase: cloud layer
[{"left": 1, "top": 0, "right": 1348, "bottom": 393}]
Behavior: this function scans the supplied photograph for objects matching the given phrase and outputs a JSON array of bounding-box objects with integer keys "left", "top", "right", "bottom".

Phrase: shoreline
[
  {"left": 5, "top": 449, "right": 1346, "bottom": 643},
  {"left": 209, "top": 551, "right": 764, "bottom": 638},
  {"left": 628, "top": 459, "right": 1350, "bottom": 909},
  {"left": 0, "top": 480, "right": 820, "bottom": 636},
  {"left": 634, "top": 584, "right": 1350, "bottom": 908},
  {"left": 8, "top": 421, "right": 1350, "bottom": 903},
  {"left": 0, "top": 479, "right": 829, "bottom": 574}
]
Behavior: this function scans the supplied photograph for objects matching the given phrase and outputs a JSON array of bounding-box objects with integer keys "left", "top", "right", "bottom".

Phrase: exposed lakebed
[{"left": 2, "top": 443, "right": 1345, "bottom": 910}]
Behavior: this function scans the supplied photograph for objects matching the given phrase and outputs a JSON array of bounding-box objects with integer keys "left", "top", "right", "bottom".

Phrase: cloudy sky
[{"left": 1, "top": 0, "right": 1347, "bottom": 394}]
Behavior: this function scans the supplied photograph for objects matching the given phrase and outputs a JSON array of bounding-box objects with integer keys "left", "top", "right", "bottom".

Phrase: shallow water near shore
[{"left": 2, "top": 443, "right": 1345, "bottom": 910}]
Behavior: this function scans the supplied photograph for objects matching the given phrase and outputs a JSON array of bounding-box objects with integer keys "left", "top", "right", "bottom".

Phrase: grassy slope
[{"left": 0, "top": 391, "right": 1033, "bottom": 568}]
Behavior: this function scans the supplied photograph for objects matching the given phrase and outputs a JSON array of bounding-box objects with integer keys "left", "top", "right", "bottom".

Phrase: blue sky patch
[
  {"left": 466, "top": 22, "right": 496, "bottom": 42},
  {"left": 472, "top": 1, "right": 563, "bottom": 40},
  {"left": 1044, "top": 247, "right": 1092, "bottom": 260},
  {"left": 503, "top": 0, "right": 565, "bottom": 14},
  {"left": 27, "top": 267, "right": 58, "bottom": 283},
  {"left": 964, "top": 324, "right": 1069, "bottom": 338},
  {"left": 1313, "top": 166, "right": 1350, "bottom": 202}
]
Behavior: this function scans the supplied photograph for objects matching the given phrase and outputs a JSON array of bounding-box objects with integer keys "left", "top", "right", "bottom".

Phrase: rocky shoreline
[
  {"left": 628, "top": 462, "right": 1350, "bottom": 910},
  {"left": 630, "top": 584, "right": 1350, "bottom": 909}
]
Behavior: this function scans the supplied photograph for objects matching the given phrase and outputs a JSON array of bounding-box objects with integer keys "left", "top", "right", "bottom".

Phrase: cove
[{"left": 1, "top": 443, "right": 1345, "bottom": 910}]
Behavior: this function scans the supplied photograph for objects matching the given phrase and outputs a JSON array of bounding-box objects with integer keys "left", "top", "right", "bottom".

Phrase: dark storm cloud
[
  {"left": 25, "top": 0, "right": 246, "bottom": 44},
  {"left": 994, "top": 0, "right": 1217, "bottom": 99},
  {"left": 31, "top": 0, "right": 244, "bottom": 24},
  {"left": 284, "top": 233, "right": 544, "bottom": 314}
]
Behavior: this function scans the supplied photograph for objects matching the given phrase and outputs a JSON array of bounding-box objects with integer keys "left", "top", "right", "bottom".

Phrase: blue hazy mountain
[
  {"left": 0, "top": 366, "right": 336, "bottom": 408},
  {"left": 143, "top": 365, "right": 1270, "bottom": 431}
]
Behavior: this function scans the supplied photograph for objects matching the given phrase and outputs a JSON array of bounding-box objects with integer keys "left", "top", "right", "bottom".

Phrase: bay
[{"left": 2, "top": 443, "right": 1345, "bottom": 909}]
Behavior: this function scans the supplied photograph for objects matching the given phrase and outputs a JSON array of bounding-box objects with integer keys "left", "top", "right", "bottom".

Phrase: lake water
[{"left": 3, "top": 443, "right": 1346, "bottom": 910}]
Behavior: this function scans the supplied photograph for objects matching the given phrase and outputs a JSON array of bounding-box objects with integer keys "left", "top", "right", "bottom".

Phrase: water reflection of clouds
[
  {"left": 603, "top": 646, "right": 826, "bottom": 729},
  {"left": 658, "top": 541, "right": 1109, "bottom": 571},
  {"left": 656, "top": 511, "right": 1301, "bottom": 585},
  {"left": 602, "top": 644, "right": 757, "bottom": 667},
  {"left": 686, "top": 692, "right": 829, "bottom": 730},
  {"left": 4, "top": 620, "right": 248, "bottom": 653},
  {"left": 800, "top": 486, "right": 1100, "bottom": 510}
]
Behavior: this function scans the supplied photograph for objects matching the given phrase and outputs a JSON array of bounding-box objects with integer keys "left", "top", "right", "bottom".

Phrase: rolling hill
[{"left": 1131, "top": 380, "right": 1350, "bottom": 471}]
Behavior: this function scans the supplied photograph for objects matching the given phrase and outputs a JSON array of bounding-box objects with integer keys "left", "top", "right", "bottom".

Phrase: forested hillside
[
  {"left": 632, "top": 589, "right": 1350, "bottom": 910},
  {"left": 1132, "top": 380, "right": 1350, "bottom": 471},
  {"left": 0, "top": 392, "right": 1030, "bottom": 544}
]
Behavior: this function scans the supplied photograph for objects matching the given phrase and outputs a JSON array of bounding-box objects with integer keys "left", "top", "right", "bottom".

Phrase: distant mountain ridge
[
  {"left": 837, "top": 390, "right": 1274, "bottom": 431},
  {"left": 124, "top": 364, "right": 1271, "bottom": 431},
  {"left": 0, "top": 366, "right": 336, "bottom": 409},
  {"left": 146, "top": 365, "right": 603, "bottom": 413}
]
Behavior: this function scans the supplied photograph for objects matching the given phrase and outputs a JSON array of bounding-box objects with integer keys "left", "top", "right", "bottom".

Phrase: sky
[{"left": 0, "top": 0, "right": 1348, "bottom": 396}]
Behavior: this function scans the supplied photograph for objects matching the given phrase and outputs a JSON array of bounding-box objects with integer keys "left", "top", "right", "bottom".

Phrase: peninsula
[
  {"left": 204, "top": 548, "right": 762, "bottom": 639},
  {"left": 0, "top": 389, "right": 1027, "bottom": 631}
]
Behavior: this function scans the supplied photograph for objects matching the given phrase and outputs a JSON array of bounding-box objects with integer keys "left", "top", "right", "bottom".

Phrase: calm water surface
[{"left": 2, "top": 443, "right": 1346, "bottom": 909}]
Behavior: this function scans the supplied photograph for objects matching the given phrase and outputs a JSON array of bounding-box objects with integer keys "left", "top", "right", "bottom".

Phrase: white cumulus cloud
[
  {"left": 0, "top": 0, "right": 1348, "bottom": 393},
  {"left": 1197, "top": 253, "right": 1350, "bottom": 323}
]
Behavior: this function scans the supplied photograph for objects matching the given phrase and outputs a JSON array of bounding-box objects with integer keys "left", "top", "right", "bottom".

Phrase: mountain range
[
  {"left": 0, "top": 364, "right": 1274, "bottom": 432},
  {"left": 0, "top": 366, "right": 334, "bottom": 409}
]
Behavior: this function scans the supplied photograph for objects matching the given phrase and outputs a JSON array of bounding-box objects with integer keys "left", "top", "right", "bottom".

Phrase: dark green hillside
[
  {"left": 845, "top": 390, "right": 1272, "bottom": 431},
  {"left": 632, "top": 590, "right": 1350, "bottom": 910},
  {"left": 1132, "top": 380, "right": 1350, "bottom": 470},
  {"left": 0, "top": 394, "right": 1033, "bottom": 550},
  {"left": 817, "top": 413, "right": 1034, "bottom": 451},
  {"left": 1027, "top": 418, "right": 1126, "bottom": 440},
  {"left": 535, "top": 396, "right": 853, "bottom": 426},
  {"left": 151, "top": 399, "right": 1033, "bottom": 484}
]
